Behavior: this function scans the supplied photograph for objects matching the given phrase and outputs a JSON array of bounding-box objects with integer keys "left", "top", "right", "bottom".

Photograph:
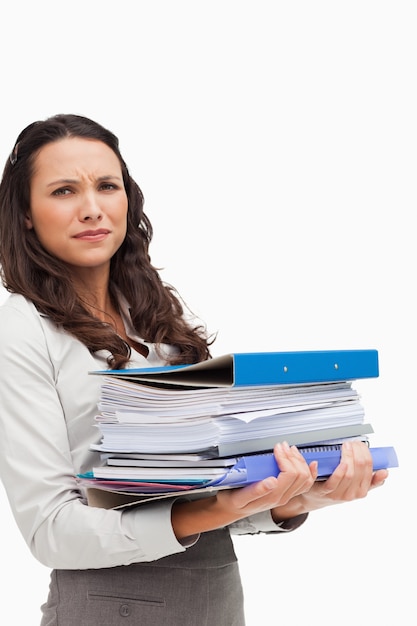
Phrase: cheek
[
  {"left": 29, "top": 211, "right": 68, "bottom": 249},
  {"left": 120, "top": 217, "right": 128, "bottom": 242},
  {"left": 119, "top": 204, "right": 129, "bottom": 231},
  {"left": 110, "top": 204, "right": 128, "bottom": 246}
]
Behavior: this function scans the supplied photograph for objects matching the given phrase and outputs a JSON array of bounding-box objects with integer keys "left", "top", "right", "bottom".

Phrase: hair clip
[{"left": 9, "top": 142, "right": 19, "bottom": 165}]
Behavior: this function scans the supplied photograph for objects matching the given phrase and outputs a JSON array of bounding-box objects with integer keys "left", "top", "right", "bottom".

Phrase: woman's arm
[
  {"left": 0, "top": 298, "right": 184, "bottom": 569},
  {"left": 171, "top": 442, "right": 318, "bottom": 540}
]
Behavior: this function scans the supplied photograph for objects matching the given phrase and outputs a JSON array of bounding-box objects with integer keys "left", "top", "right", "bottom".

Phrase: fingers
[
  {"left": 216, "top": 440, "right": 388, "bottom": 522},
  {"left": 255, "top": 442, "right": 316, "bottom": 501},
  {"left": 320, "top": 441, "right": 378, "bottom": 501},
  {"left": 371, "top": 468, "right": 389, "bottom": 488},
  {"left": 273, "top": 442, "right": 316, "bottom": 496},
  {"left": 226, "top": 442, "right": 316, "bottom": 512}
]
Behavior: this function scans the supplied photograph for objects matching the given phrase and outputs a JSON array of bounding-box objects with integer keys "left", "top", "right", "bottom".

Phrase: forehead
[{"left": 32, "top": 137, "right": 122, "bottom": 179}]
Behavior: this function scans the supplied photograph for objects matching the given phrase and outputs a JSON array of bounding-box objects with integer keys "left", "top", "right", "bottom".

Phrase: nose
[
  {"left": 82, "top": 212, "right": 102, "bottom": 222},
  {"left": 80, "top": 193, "right": 103, "bottom": 222}
]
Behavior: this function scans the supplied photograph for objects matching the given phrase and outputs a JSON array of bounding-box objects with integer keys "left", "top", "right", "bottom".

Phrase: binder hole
[
  {"left": 334, "top": 363, "right": 339, "bottom": 369},
  {"left": 283, "top": 366, "right": 288, "bottom": 373}
]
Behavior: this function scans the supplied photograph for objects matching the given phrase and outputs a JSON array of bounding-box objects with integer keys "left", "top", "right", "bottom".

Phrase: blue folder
[
  {"left": 212, "top": 446, "right": 399, "bottom": 487},
  {"left": 92, "top": 349, "right": 379, "bottom": 387}
]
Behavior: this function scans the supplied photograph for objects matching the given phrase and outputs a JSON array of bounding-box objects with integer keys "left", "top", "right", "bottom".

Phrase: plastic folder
[
  {"left": 91, "top": 349, "right": 379, "bottom": 387},
  {"left": 213, "top": 446, "right": 399, "bottom": 487}
]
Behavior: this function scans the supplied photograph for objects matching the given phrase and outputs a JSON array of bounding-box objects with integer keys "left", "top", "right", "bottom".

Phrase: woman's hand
[
  {"left": 216, "top": 441, "right": 318, "bottom": 518},
  {"left": 171, "top": 442, "right": 317, "bottom": 540},
  {"left": 271, "top": 441, "right": 389, "bottom": 523},
  {"left": 171, "top": 441, "right": 389, "bottom": 541}
]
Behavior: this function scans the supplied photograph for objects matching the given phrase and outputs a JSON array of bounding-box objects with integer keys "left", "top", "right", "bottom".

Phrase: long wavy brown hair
[{"left": 0, "top": 114, "right": 212, "bottom": 368}]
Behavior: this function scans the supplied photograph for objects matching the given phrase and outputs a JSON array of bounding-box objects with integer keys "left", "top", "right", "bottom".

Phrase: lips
[{"left": 73, "top": 229, "right": 111, "bottom": 239}]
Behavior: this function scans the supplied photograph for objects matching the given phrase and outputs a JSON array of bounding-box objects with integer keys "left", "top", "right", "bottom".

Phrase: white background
[{"left": 0, "top": 2, "right": 414, "bottom": 624}]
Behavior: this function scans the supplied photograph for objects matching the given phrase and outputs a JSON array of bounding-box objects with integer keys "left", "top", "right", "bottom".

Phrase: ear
[{"left": 25, "top": 212, "right": 34, "bottom": 230}]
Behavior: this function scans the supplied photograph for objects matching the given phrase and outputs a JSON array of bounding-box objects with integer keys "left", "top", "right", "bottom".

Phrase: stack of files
[
  {"left": 89, "top": 349, "right": 378, "bottom": 457},
  {"left": 78, "top": 350, "right": 398, "bottom": 508},
  {"left": 91, "top": 381, "right": 371, "bottom": 456}
]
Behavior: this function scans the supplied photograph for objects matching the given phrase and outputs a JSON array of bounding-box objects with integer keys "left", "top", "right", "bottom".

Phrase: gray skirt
[{"left": 40, "top": 529, "right": 245, "bottom": 626}]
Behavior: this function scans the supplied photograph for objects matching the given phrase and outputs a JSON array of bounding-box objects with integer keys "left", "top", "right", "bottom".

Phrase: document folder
[{"left": 92, "top": 349, "right": 379, "bottom": 388}]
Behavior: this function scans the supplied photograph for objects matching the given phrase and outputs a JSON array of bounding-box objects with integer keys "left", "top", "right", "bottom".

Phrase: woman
[{"left": 0, "top": 114, "right": 388, "bottom": 625}]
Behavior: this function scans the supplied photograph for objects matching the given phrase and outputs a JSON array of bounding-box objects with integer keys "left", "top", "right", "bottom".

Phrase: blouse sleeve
[
  {"left": 0, "top": 301, "right": 187, "bottom": 569},
  {"left": 229, "top": 511, "right": 308, "bottom": 534}
]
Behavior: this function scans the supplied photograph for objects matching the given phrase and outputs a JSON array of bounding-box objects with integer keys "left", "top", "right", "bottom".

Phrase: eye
[
  {"left": 52, "top": 187, "right": 72, "bottom": 196},
  {"left": 99, "top": 182, "right": 119, "bottom": 191}
]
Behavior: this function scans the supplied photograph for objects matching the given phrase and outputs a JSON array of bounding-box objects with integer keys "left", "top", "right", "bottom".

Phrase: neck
[{"left": 70, "top": 267, "right": 114, "bottom": 320}]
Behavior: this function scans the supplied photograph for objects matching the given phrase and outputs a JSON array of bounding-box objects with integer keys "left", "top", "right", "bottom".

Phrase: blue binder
[{"left": 92, "top": 349, "right": 379, "bottom": 387}]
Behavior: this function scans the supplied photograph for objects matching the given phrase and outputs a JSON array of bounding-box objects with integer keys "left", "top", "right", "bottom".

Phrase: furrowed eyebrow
[
  {"left": 46, "top": 175, "right": 123, "bottom": 188},
  {"left": 46, "top": 178, "right": 79, "bottom": 188},
  {"left": 96, "top": 175, "right": 124, "bottom": 183}
]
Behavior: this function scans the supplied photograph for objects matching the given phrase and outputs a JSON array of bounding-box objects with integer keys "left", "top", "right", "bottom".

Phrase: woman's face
[{"left": 27, "top": 137, "right": 128, "bottom": 277}]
